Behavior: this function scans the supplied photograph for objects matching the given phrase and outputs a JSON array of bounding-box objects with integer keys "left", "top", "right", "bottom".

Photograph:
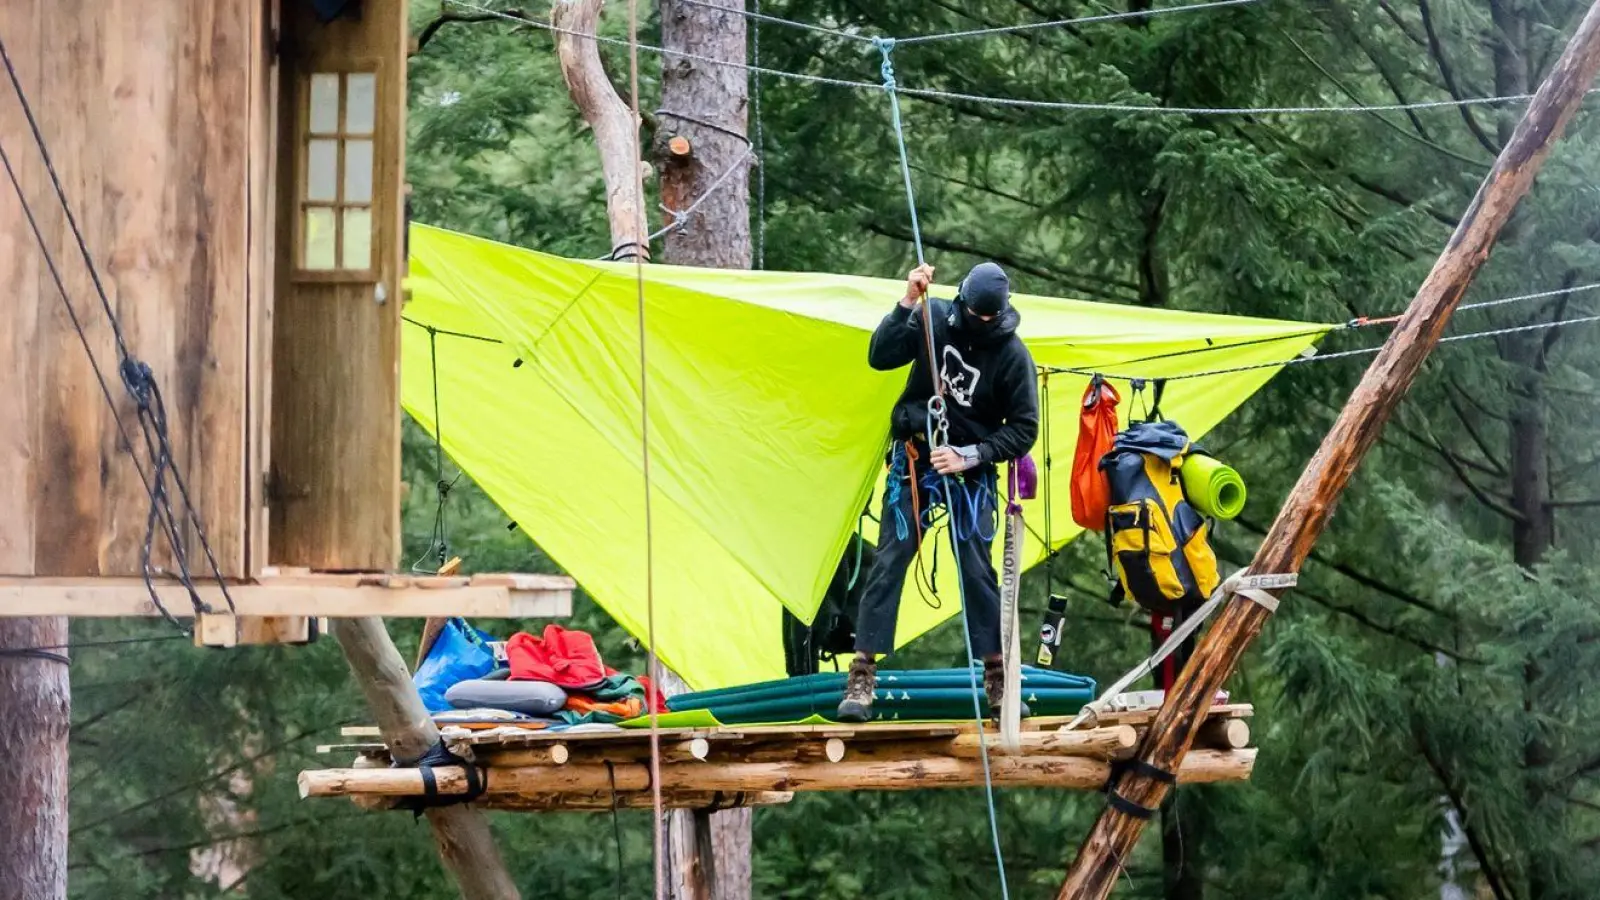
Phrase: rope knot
[
  {"left": 872, "top": 37, "right": 898, "bottom": 88},
  {"left": 119, "top": 357, "right": 156, "bottom": 410}
]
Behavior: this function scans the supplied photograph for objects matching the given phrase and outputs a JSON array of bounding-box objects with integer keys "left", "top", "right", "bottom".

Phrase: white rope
[
  {"left": 442, "top": 0, "right": 1587, "bottom": 118},
  {"left": 1062, "top": 571, "right": 1296, "bottom": 732},
  {"left": 679, "top": 0, "right": 1262, "bottom": 46},
  {"left": 679, "top": 0, "right": 874, "bottom": 43},
  {"left": 897, "top": 0, "right": 1264, "bottom": 44},
  {"left": 647, "top": 144, "right": 758, "bottom": 241},
  {"left": 1041, "top": 309, "right": 1600, "bottom": 383}
]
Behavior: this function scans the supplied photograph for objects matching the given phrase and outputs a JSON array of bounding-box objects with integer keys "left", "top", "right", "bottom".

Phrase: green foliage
[{"left": 66, "top": 1, "right": 1600, "bottom": 897}]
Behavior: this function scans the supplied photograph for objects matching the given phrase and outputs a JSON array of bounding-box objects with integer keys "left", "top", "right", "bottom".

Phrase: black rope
[
  {"left": 400, "top": 315, "right": 503, "bottom": 344},
  {"left": 606, "top": 761, "right": 625, "bottom": 900},
  {"left": 0, "top": 634, "right": 188, "bottom": 656},
  {"left": 1041, "top": 373, "right": 1053, "bottom": 602},
  {"left": 393, "top": 739, "right": 487, "bottom": 817},
  {"left": 0, "top": 32, "right": 234, "bottom": 630},
  {"left": 0, "top": 649, "right": 70, "bottom": 666},
  {"left": 411, "top": 328, "right": 461, "bottom": 573}
]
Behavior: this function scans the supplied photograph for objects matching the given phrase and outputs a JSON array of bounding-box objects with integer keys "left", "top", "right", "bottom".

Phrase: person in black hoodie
[{"left": 837, "top": 261, "right": 1039, "bottom": 722}]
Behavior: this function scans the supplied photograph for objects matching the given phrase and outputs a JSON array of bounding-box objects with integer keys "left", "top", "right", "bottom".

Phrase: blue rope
[
  {"left": 873, "top": 38, "right": 926, "bottom": 267},
  {"left": 921, "top": 468, "right": 998, "bottom": 543},
  {"left": 877, "top": 35, "right": 1006, "bottom": 896},
  {"left": 924, "top": 403, "right": 1012, "bottom": 900}
]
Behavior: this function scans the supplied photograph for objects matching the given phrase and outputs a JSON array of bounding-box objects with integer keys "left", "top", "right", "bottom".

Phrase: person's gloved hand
[
  {"left": 930, "top": 445, "right": 981, "bottom": 475},
  {"left": 899, "top": 264, "right": 936, "bottom": 309}
]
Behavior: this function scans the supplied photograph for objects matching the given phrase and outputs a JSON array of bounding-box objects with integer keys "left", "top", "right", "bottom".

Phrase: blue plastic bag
[{"left": 414, "top": 617, "right": 500, "bottom": 713}]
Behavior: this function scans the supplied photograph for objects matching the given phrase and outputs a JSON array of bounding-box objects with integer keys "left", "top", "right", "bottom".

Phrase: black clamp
[
  {"left": 394, "top": 739, "right": 488, "bottom": 818},
  {"left": 1102, "top": 758, "right": 1178, "bottom": 820}
]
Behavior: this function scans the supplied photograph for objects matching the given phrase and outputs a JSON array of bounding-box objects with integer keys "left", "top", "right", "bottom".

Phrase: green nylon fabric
[{"left": 401, "top": 224, "right": 1334, "bottom": 691}]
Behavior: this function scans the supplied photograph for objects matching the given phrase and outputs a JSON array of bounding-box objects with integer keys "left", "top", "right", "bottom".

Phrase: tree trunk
[
  {"left": 1508, "top": 331, "right": 1557, "bottom": 900},
  {"left": 653, "top": 0, "right": 752, "bottom": 268},
  {"left": 0, "top": 616, "right": 69, "bottom": 900},
  {"left": 655, "top": 4, "right": 753, "bottom": 899},
  {"left": 552, "top": 0, "right": 650, "bottom": 260}
]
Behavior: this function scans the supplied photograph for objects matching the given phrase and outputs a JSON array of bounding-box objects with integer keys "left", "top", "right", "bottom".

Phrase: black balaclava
[{"left": 957, "top": 262, "right": 1010, "bottom": 334}]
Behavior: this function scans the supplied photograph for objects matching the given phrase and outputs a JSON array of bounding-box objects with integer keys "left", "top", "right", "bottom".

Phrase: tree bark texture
[
  {"left": 330, "top": 618, "right": 521, "bottom": 900},
  {"left": 654, "top": 0, "right": 752, "bottom": 269},
  {"left": 553, "top": 0, "right": 649, "bottom": 260},
  {"left": 1057, "top": 4, "right": 1600, "bottom": 896},
  {"left": 0, "top": 617, "right": 68, "bottom": 900},
  {"left": 655, "top": 5, "right": 752, "bottom": 898}
]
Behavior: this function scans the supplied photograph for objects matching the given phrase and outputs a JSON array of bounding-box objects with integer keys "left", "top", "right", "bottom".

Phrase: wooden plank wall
[
  {"left": 269, "top": 2, "right": 406, "bottom": 572},
  {"left": 0, "top": 0, "right": 260, "bottom": 579}
]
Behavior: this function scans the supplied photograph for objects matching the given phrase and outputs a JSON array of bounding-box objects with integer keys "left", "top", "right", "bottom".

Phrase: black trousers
[{"left": 853, "top": 440, "right": 1002, "bottom": 659}]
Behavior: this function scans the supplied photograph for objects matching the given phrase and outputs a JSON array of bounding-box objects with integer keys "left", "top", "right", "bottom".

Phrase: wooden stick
[
  {"left": 329, "top": 619, "right": 521, "bottom": 900},
  {"left": 480, "top": 744, "right": 572, "bottom": 767},
  {"left": 1057, "top": 5, "right": 1600, "bottom": 896},
  {"left": 300, "top": 749, "right": 1255, "bottom": 798}
]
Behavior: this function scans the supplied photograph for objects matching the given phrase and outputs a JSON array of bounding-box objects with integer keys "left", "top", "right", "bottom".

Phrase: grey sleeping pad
[{"left": 444, "top": 678, "right": 568, "bottom": 715}]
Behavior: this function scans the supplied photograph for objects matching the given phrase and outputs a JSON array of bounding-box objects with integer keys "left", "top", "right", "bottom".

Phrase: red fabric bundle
[{"left": 506, "top": 624, "right": 606, "bottom": 688}]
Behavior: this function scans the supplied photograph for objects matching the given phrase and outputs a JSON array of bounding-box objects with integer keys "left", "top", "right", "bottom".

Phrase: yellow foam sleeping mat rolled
[{"left": 1182, "top": 454, "right": 1247, "bottom": 520}]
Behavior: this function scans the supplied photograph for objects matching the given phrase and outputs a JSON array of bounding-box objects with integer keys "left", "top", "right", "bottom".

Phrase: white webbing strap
[{"left": 1061, "top": 569, "right": 1297, "bottom": 732}]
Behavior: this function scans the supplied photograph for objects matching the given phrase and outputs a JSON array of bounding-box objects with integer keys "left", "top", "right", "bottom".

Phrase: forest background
[{"left": 61, "top": 1, "right": 1600, "bottom": 898}]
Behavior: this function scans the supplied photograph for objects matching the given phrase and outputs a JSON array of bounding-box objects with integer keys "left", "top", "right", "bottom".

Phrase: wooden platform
[
  {"left": 0, "top": 568, "right": 575, "bottom": 646},
  {"left": 301, "top": 704, "right": 1257, "bottom": 813}
]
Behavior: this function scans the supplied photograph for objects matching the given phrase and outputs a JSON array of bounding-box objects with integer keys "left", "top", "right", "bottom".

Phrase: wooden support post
[
  {"left": 330, "top": 618, "right": 521, "bottom": 900},
  {"left": 1057, "top": 4, "right": 1600, "bottom": 896}
]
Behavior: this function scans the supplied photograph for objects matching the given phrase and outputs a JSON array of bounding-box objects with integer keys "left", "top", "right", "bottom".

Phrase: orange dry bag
[{"left": 1071, "top": 374, "right": 1120, "bottom": 530}]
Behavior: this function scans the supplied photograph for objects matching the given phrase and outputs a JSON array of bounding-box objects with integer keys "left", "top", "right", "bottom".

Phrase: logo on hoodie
[{"left": 941, "top": 345, "right": 981, "bottom": 408}]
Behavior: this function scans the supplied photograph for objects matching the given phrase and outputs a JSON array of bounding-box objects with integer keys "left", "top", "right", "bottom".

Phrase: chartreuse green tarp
[{"left": 401, "top": 224, "right": 1334, "bottom": 691}]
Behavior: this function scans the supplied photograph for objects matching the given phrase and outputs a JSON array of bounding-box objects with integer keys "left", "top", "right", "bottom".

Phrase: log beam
[
  {"left": 299, "top": 749, "right": 1256, "bottom": 798},
  {"left": 1057, "top": 4, "right": 1600, "bottom": 896}
]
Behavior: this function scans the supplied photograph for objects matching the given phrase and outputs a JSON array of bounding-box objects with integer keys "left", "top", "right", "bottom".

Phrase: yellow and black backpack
[{"left": 1098, "top": 419, "right": 1221, "bottom": 615}]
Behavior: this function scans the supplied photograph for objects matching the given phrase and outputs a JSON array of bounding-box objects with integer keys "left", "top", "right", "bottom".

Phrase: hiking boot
[
  {"left": 984, "top": 659, "right": 1031, "bottom": 720},
  {"left": 836, "top": 658, "right": 877, "bottom": 723}
]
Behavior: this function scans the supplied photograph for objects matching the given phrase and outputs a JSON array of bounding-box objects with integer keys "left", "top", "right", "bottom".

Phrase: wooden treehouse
[
  {"left": 0, "top": 0, "right": 573, "bottom": 646},
  {"left": 4, "top": 0, "right": 1598, "bottom": 896}
]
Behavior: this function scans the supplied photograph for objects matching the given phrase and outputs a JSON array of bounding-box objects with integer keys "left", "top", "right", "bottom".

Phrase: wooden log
[
  {"left": 841, "top": 726, "right": 1138, "bottom": 763},
  {"left": 1057, "top": 5, "right": 1600, "bottom": 897},
  {"left": 329, "top": 619, "right": 521, "bottom": 900},
  {"left": 473, "top": 790, "right": 793, "bottom": 813},
  {"left": 300, "top": 749, "right": 1255, "bottom": 798},
  {"left": 1197, "top": 718, "right": 1250, "bottom": 751}
]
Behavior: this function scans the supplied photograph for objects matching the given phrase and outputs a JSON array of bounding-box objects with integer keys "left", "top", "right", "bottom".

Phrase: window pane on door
[
  {"left": 309, "top": 74, "right": 340, "bottom": 135},
  {"left": 343, "top": 140, "right": 373, "bottom": 203},
  {"left": 307, "top": 140, "right": 339, "bottom": 202},
  {"left": 345, "top": 73, "right": 376, "bottom": 135},
  {"left": 304, "top": 208, "right": 337, "bottom": 269},
  {"left": 342, "top": 208, "right": 372, "bottom": 270}
]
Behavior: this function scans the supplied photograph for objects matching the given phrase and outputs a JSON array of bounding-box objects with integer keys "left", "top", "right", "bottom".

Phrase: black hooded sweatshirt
[{"left": 867, "top": 290, "right": 1039, "bottom": 467}]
